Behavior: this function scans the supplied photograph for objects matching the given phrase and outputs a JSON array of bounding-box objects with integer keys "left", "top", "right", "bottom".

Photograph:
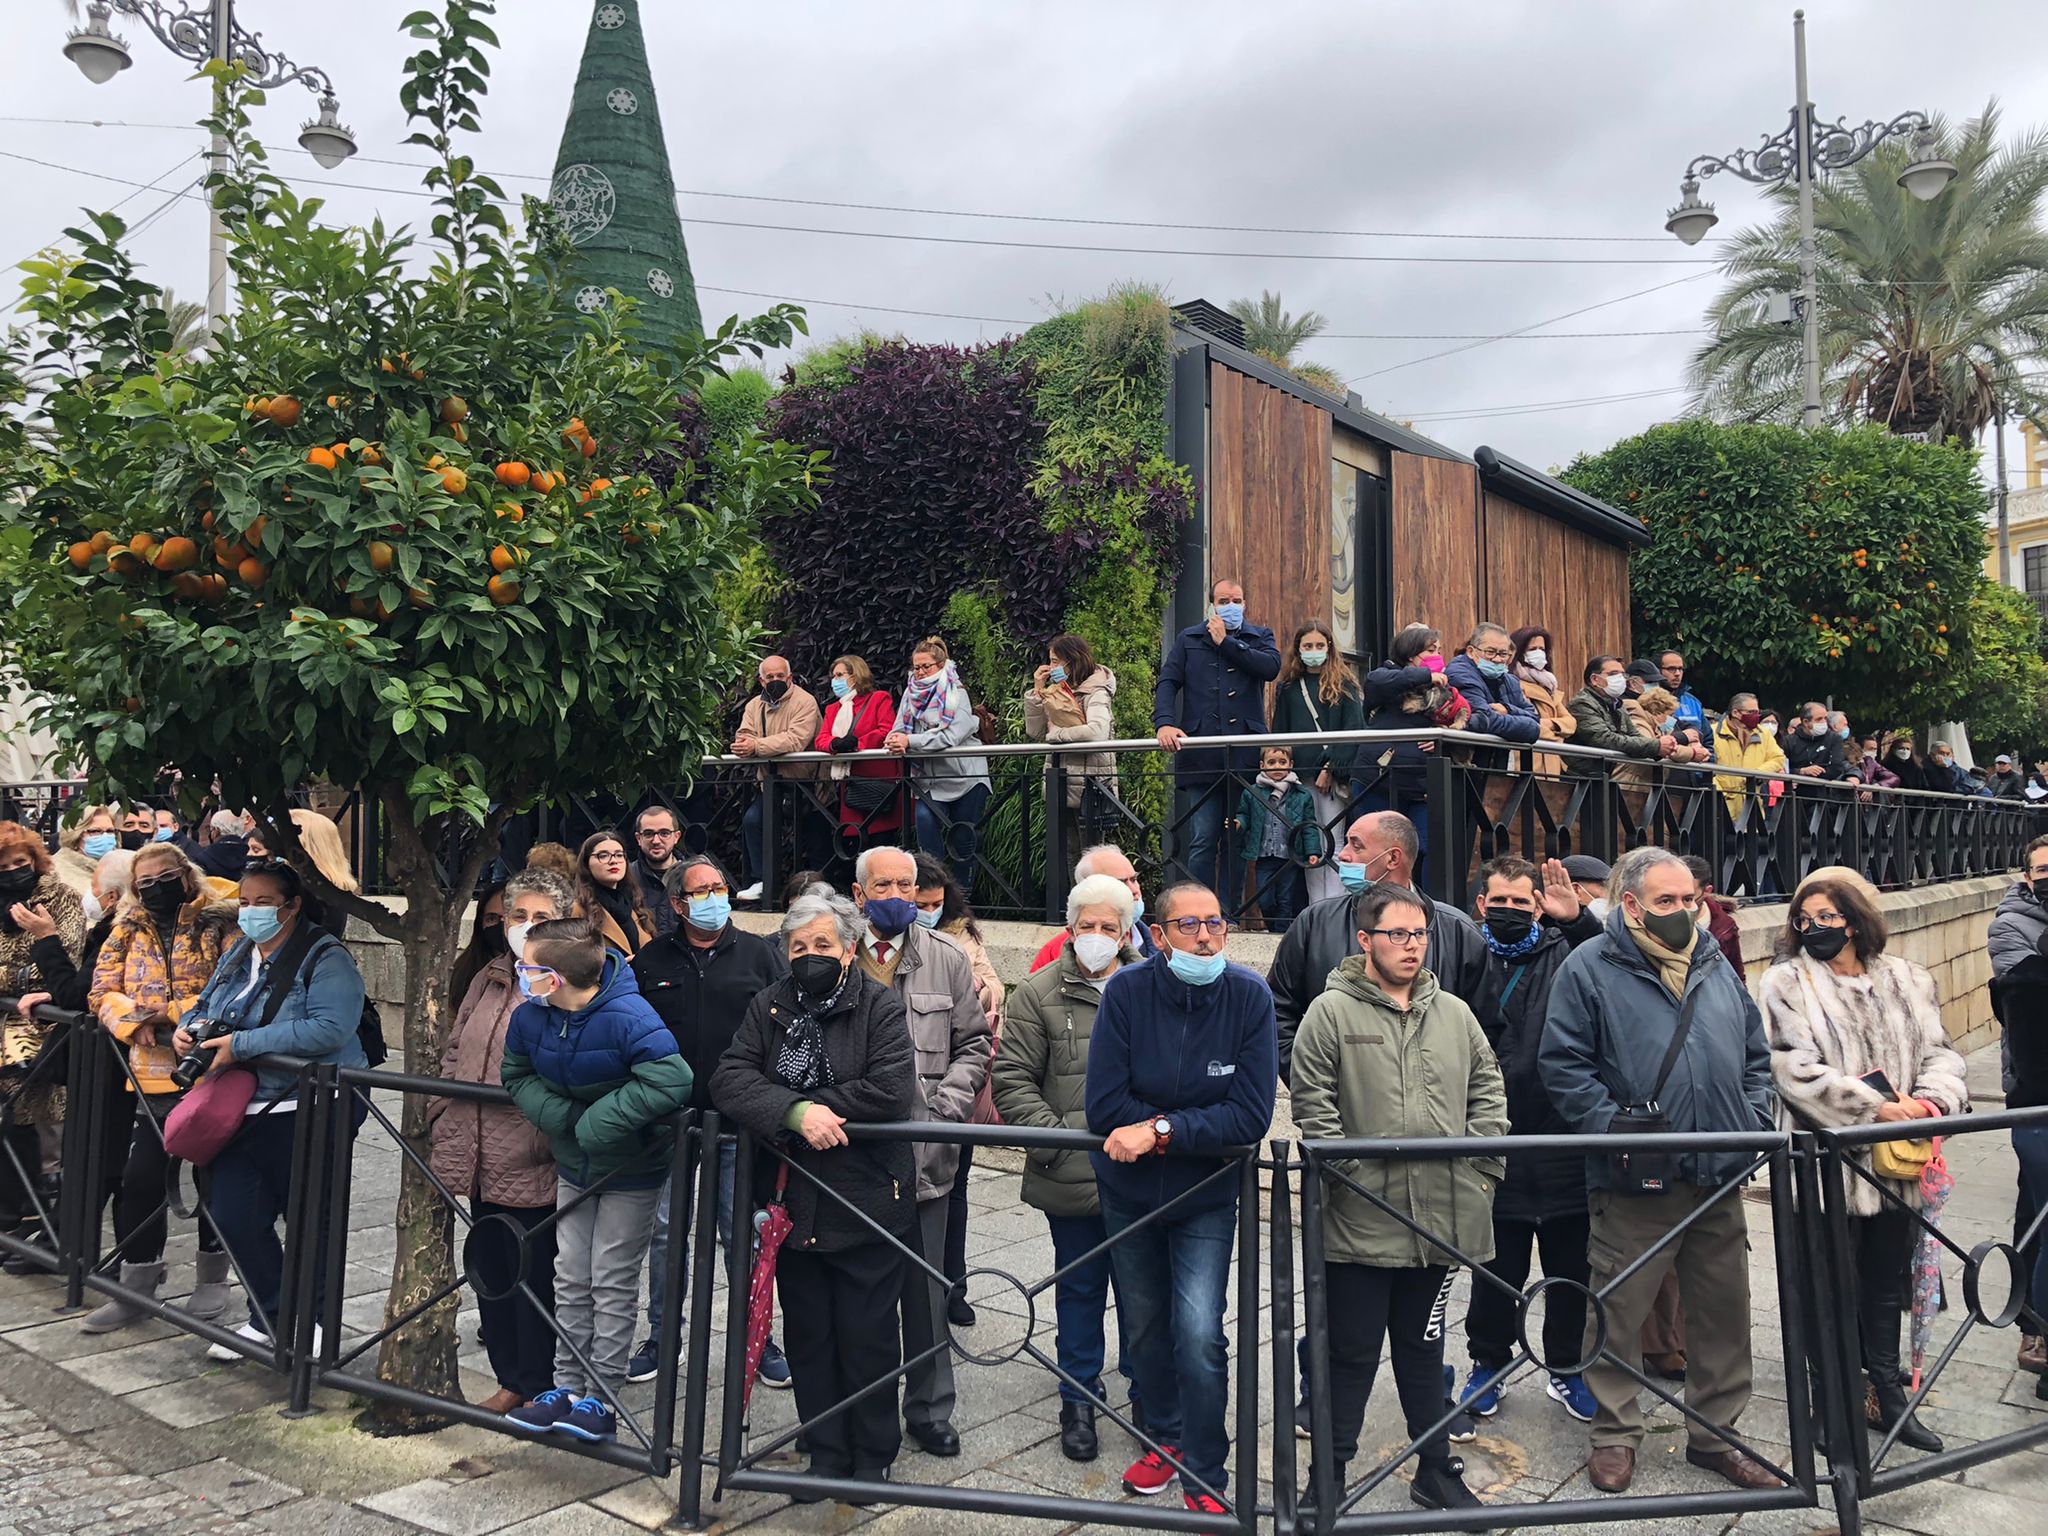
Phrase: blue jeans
[
  {"left": 645, "top": 1139, "right": 737, "bottom": 1331},
  {"left": 914, "top": 781, "right": 991, "bottom": 894},
  {"left": 1101, "top": 1190, "right": 1238, "bottom": 1495},
  {"left": 1045, "top": 1212, "right": 1141, "bottom": 1408},
  {"left": 1173, "top": 781, "right": 1230, "bottom": 896},
  {"left": 2013, "top": 1126, "right": 2048, "bottom": 1322}
]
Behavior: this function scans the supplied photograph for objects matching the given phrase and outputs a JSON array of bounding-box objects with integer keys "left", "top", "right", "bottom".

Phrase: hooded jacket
[
  {"left": 1290, "top": 959, "right": 1506, "bottom": 1267},
  {"left": 1023, "top": 665, "right": 1119, "bottom": 809},
  {"left": 88, "top": 889, "right": 239, "bottom": 1095},
  {"left": 500, "top": 953, "right": 693, "bottom": 1190},
  {"left": 429, "top": 955, "right": 556, "bottom": 1208},
  {"left": 1538, "top": 908, "right": 1775, "bottom": 1191},
  {"left": 1153, "top": 620, "right": 1283, "bottom": 780},
  {"left": 1084, "top": 953, "right": 1278, "bottom": 1218},
  {"left": 1270, "top": 886, "right": 1494, "bottom": 1082}
]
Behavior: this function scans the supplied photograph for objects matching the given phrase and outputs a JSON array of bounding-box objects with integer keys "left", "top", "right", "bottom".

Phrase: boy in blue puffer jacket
[{"left": 500, "top": 917, "right": 691, "bottom": 1441}]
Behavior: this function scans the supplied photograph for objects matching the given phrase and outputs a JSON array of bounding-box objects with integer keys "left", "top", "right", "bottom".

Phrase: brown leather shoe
[
  {"left": 1685, "top": 1448, "right": 1784, "bottom": 1489},
  {"left": 1645, "top": 1351, "right": 1687, "bottom": 1381},
  {"left": 2019, "top": 1334, "right": 2047, "bottom": 1375},
  {"left": 1588, "top": 1446, "right": 1636, "bottom": 1492}
]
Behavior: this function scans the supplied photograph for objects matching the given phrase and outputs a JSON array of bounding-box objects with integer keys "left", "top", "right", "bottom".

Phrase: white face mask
[
  {"left": 1586, "top": 896, "right": 1612, "bottom": 921},
  {"left": 506, "top": 921, "right": 534, "bottom": 960},
  {"left": 82, "top": 892, "right": 104, "bottom": 926},
  {"left": 1524, "top": 649, "right": 1546, "bottom": 671},
  {"left": 1761, "top": 722, "right": 1779, "bottom": 737},
  {"left": 1071, "top": 932, "right": 1121, "bottom": 974},
  {"left": 1602, "top": 673, "right": 1627, "bottom": 699}
]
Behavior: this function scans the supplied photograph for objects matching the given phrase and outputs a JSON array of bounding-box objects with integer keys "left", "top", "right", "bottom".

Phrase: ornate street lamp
[{"left": 1665, "top": 9, "right": 1955, "bottom": 428}]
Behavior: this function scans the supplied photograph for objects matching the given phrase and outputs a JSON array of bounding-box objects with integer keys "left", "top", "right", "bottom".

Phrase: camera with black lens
[{"left": 169, "top": 1021, "right": 228, "bottom": 1090}]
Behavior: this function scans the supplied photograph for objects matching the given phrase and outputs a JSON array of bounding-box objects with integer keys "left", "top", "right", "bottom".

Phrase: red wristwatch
[{"left": 1151, "top": 1116, "right": 1173, "bottom": 1153}]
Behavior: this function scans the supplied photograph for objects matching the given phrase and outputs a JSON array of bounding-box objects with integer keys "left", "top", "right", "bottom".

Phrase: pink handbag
[{"left": 162, "top": 1067, "right": 258, "bottom": 1166}]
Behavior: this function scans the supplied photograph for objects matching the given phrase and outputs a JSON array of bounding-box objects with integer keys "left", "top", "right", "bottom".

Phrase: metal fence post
[
  {"left": 1793, "top": 1133, "right": 1864, "bottom": 1536},
  {"left": 1268, "top": 1141, "right": 1298, "bottom": 1536},
  {"left": 1233, "top": 1151, "right": 1259, "bottom": 1536},
  {"left": 59, "top": 1015, "right": 105, "bottom": 1310},
  {"left": 674, "top": 1113, "right": 723, "bottom": 1528},
  {"left": 1300, "top": 1148, "right": 1336, "bottom": 1536},
  {"left": 715, "top": 1128, "right": 756, "bottom": 1493},
  {"left": 1043, "top": 755, "right": 1067, "bottom": 924},
  {"left": 282, "top": 1064, "right": 333, "bottom": 1417},
  {"left": 760, "top": 764, "right": 782, "bottom": 907},
  {"left": 650, "top": 1114, "right": 697, "bottom": 1484},
  {"left": 1423, "top": 751, "right": 1460, "bottom": 907}
]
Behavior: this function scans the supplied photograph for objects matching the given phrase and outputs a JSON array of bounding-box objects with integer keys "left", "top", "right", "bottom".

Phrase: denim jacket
[{"left": 189, "top": 927, "right": 368, "bottom": 1102}]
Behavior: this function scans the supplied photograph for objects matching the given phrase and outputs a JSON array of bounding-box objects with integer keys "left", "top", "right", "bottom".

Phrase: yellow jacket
[{"left": 1713, "top": 720, "right": 1787, "bottom": 823}]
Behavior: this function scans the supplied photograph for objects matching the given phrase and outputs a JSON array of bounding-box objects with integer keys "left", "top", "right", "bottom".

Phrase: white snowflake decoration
[
  {"left": 595, "top": 5, "right": 627, "bottom": 30},
  {"left": 549, "top": 163, "right": 616, "bottom": 246},
  {"left": 574, "top": 286, "right": 608, "bottom": 314},
  {"left": 606, "top": 88, "right": 638, "bottom": 116},
  {"left": 647, "top": 268, "right": 674, "bottom": 298}
]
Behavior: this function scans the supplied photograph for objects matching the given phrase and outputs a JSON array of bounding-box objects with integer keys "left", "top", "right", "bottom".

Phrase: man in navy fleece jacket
[{"left": 1085, "top": 881, "right": 1277, "bottom": 1513}]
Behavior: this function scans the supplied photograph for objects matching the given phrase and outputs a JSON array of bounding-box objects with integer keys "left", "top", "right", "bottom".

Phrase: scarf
[
  {"left": 895, "top": 661, "right": 962, "bottom": 735},
  {"left": 1482, "top": 919, "right": 1544, "bottom": 960},
  {"left": 591, "top": 880, "right": 640, "bottom": 948},
  {"left": 1623, "top": 905, "right": 1696, "bottom": 999},
  {"left": 1515, "top": 663, "right": 1558, "bottom": 695},
  {"left": 775, "top": 969, "right": 850, "bottom": 1093}
]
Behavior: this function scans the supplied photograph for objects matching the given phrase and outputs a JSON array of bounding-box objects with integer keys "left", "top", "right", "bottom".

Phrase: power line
[{"left": 1399, "top": 385, "right": 1691, "bottom": 423}]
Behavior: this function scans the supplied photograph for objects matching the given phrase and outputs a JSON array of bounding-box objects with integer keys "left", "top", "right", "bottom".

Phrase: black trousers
[
  {"left": 1466, "top": 1212, "right": 1591, "bottom": 1372},
  {"left": 780, "top": 1238, "right": 908, "bottom": 1475},
  {"left": 0, "top": 1124, "right": 42, "bottom": 1227},
  {"left": 111, "top": 1096, "right": 222, "bottom": 1264},
  {"left": 466, "top": 1200, "right": 558, "bottom": 1401},
  {"left": 1847, "top": 1207, "right": 1915, "bottom": 1378},
  {"left": 944, "top": 1147, "right": 973, "bottom": 1295},
  {"left": 2019, "top": 1168, "right": 2046, "bottom": 1334},
  {"left": 1325, "top": 1262, "right": 1453, "bottom": 1467}
]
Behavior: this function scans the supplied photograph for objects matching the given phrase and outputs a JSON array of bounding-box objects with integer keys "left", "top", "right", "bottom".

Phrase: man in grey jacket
[
  {"left": 1539, "top": 846, "right": 1778, "bottom": 1495},
  {"left": 852, "top": 844, "right": 992, "bottom": 1458},
  {"left": 1987, "top": 832, "right": 2048, "bottom": 1375}
]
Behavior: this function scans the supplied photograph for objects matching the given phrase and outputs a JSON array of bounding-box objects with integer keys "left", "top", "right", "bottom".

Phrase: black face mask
[
  {"left": 1482, "top": 909, "right": 1535, "bottom": 947},
  {"left": 791, "top": 953, "right": 846, "bottom": 1003},
  {"left": 1641, "top": 906, "right": 1698, "bottom": 950},
  {"left": 138, "top": 879, "right": 186, "bottom": 920},
  {"left": 0, "top": 867, "right": 38, "bottom": 903},
  {"left": 476, "top": 922, "right": 507, "bottom": 955},
  {"left": 1800, "top": 926, "right": 1851, "bottom": 962},
  {"left": 762, "top": 679, "right": 790, "bottom": 703},
  {"left": 2031, "top": 878, "right": 2048, "bottom": 905},
  {"left": 119, "top": 830, "right": 151, "bottom": 852}
]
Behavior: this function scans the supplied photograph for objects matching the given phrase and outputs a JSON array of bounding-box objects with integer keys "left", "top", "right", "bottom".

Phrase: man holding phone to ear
[{"left": 1154, "top": 577, "right": 1281, "bottom": 896}]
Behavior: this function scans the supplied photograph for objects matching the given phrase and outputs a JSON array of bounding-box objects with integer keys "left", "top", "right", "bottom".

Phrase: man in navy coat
[{"left": 1153, "top": 576, "right": 1282, "bottom": 896}]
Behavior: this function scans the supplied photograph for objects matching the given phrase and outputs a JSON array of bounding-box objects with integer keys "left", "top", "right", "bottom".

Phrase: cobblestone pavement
[{"left": 0, "top": 1046, "right": 2041, "bottom": 1535}]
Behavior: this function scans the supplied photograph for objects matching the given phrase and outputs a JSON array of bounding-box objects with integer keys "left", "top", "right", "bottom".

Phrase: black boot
[
  {"left": 1410, "top": 1457, "right": 1488, "bottom": 1529},
  {"left": 1299, "top": 1463, "right": 1349, "bottom": 1526},
  {"left": 1058, "top": 1401, "right": 1097, "bottom": 1462},
  {"left": 1869, "top": 1372, "right": 1942, "bottom": 1453}
]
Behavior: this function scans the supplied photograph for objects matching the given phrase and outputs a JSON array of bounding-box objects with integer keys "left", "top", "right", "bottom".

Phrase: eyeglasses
[
  {"left": 133, "top": 873, "right": 181, "bottom": 892},
  {"left": 1793, "top": 912, "right": 1847, "bottom": 933},
  {"left": 909, "top": 661, "right": 942, "bottom": 678},
  {"left": 1472, "top": 646, "right": 1514, "bottom": 661},
  {"left": 685, "top": 884, "right": 730, "bottom": 900},
  {"left": 638, "top": 827, "right": 679, "bottom": 841},
  {"left": 1367, "top": 927, "right": 1430, "bottom": 947},
  {"left": 1165, "top": 915, "right": 1229, "bottom": 937},
  {"left": 589, "top": 850, "right": 628, "bottom": 863}
]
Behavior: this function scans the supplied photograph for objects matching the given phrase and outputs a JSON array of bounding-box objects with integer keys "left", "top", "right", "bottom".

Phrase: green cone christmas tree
[{"left": 547, "top": 1, "right": 701, "bottom": 349}]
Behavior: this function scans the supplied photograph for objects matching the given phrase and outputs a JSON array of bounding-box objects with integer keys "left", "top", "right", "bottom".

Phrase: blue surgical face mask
[
  {"left": 1477, "top": 658, "right": 1508, "bottom": 681},
  {"left": 831, "top": 676, "right": 852, "bottom": 700},
  {"left": 914, "top": 907, "right": 944, "bottom": 929},
  {"left": 238, "top": 906, "right": 283, "bottom": 944},
  {"left": 864, "top": 895, "right": 917, "bottom": 938},
  {"left": 1299, "top": 649, "right": 1328, "bottom": 668},
  {"left": 1337, "top": 855, "right": 1379, "bottom": 894},
  {"left": 153, "top": 826, "right": 177, "bottom": 843},
  {"left": 684, "top": 893, "right": 731, "bottom": 932},
  {"left": 1048, "top": 665, "right": 1067, "bottom": 684},
  {"left": 1131, "top": 892, "right": 1145, "bottom": 923},
  {"left": 515, "top": 964, "right": 560, "bottom": 1001},
  {"left": 1167, "top": 948, "right": 1229, "bottom": 986},
  {"left": 82, "top": 832, "right": 117, "bottom": 860},
  {"left": 1215, "top": 602, "right": 1245, "bottom": 631}
]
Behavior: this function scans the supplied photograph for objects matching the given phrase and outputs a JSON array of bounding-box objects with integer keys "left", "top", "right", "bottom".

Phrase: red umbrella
[{"left": 741, "top": 1165, "right": 793, "bottom": 1415}]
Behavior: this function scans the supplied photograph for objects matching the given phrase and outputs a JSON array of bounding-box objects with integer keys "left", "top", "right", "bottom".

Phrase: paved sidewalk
[{"left": 0, "top": 1046, "right": 2041, "bottom": 1535}]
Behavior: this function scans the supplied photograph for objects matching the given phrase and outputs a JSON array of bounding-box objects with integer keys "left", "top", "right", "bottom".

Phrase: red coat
[{"left": 815, "top": 689, "right": 905, "bottom": 833}]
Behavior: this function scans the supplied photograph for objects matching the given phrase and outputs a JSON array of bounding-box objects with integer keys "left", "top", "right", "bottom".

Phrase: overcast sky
[{"left": 6, "top": 0, "right": 2044, "bottom": 478}]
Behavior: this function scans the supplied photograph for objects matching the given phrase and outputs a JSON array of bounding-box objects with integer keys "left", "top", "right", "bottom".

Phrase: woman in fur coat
[{"left": 1759, "top": 867, "right": 1967, "bottom": 1454}]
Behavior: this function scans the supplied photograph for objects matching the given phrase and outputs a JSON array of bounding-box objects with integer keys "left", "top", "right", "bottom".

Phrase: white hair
[
  {"left": 780, "top": 891, "right": 862, "bottom": 948},
  {"left": 854, "top": 844, "right": 915, "bottom": 886},
  {"left": 1611, "top": 845, "right": 1690, "bottom": 904},
  {"left": 1066, "top": 873, "right": 1136, "bottom": 931},
  {"left": 210, "top": 810, "right": 247, "bottom": 838},
  {"left": 1074, "top": 843, "right": 1125, "bottom": 884},
  {"left": 95, "top": 847, "right": 138, "bottom": 902}
]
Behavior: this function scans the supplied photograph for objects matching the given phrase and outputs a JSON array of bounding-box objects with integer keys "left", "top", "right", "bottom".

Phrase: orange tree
[{"left": 0, "top": 0, "right": 819, "bottom": 1414}]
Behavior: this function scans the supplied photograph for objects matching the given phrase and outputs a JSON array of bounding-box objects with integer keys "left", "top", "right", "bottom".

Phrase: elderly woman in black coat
[{"left": 711, "top": 889, "right": 918, "bottom": 1497}]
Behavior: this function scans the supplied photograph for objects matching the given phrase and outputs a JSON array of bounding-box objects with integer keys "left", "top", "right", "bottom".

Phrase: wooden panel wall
[
  {"left": 1390, "top": 452, "right": 1481, "bottom": 648},
  {"left": 1205, "top": 362, "right": 1332, "bottom": 632},
  {"left": 1481, "top": 490, "right": 1632, "bottom": 679}
]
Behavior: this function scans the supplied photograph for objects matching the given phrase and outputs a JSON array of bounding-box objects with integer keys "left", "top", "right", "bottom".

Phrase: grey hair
[
  {"left": 1066, "top": 873, "right": 1136, "bottom": 930},
  {"left": 504, "top": 867, "right": 575, "bottom": 916},
  {"left": 1466, "top": 621, "right": 1510, "bottom": 649},
  {"left": 1611, "top": 845, "right": 1690, "bottom": 904},
  {"left": 96, "top": 847, "right": 138, "bottom": 901},
  {"left": 210, "top": 809, "right": 247, "bottom": 838},
  {"left": 1074, "top": 843, "right": 1123, "bottom": 883},
  {"left": 854, "top": 844, "right": 915, "bottom": 886},
  {"left": 781, "top": 891, "right": 862, "bottom": 949},
  {"left": 664, "top": 853, "right": 731, "bottom": 900}
]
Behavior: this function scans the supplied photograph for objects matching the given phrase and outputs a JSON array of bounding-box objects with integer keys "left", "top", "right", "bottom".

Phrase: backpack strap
[{"left": 251, "top": 925, "right": 334, "bottom": 1033}]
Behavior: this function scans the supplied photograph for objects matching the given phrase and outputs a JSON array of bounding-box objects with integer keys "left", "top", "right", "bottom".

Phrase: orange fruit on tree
[
  {"left": 67, "top": 541, "right": 94, "bottom": 570},
  {"left": 360, "top": 443, "right": 384, "bottom": 467},
  {"left": 199, "top": 574, "right": 227, "bottom": 604},
  {"left": 129, "top": 531, "right": 158, "bottom": 557},
  {"left": 580, "top": 434, "right": 597, "bottom": 460},
  {"left": 237, "top": 556, "right": 269, "bottom": 589},
  {"left": 406, "top": 585, "right": 433, "bottom": 608},
  {"left": 439, "top": 466, "right": 469, "bottom": 495},
  {"left": 489, "top": 543, "right": 523, "bottom": 574},
  {"left": 109, "top": 549, "right": 144, "bottom": 579},
  {"left": 486, "top": 573, "right": 521, "bottom": 605},
  {"left": 439, "top": 396, "right": 468, "bottom": 425},
  {"left": 349, "top": 597, "right": 372, "bottom": 619},
  {"left": 88, "top": 530, "right": 115, "bottom": 554},
  {"left": 380, "top": 357, "right": 396, "bottom": 374},
  {"left": 494, "top": 461, "right": 531, "bottom": 487},
  {"left": 562, "top": 418, "right": 588, "bottom": 446},
  {"left": 427, "top": 454, "right": 447, "bottom": 469},
  {"left": 581, "top": 477, "right": 613, "bottom": 503},
  {"left": 306, "top": 446, "right": 339, "bottom": 470},
  {"left": 267, "top": 394, "right": 302, "bottom": 428},
  {"left": 368, "top": 540, "right": 396, "bottom": 574},
  {"left": 246, "top": 396, "right": 272, "bottom": 419},
  {"left": 532, "top": 469, "right": 559, "bottom": 495},
  {"left": 451, "top": 423, "right": 468, "bottom": 445},
  {"left": 154, "top": 536, "right": 200, "bottom": 572},
  {"left": 171, "top": 571, "right": 205, "bottom": 600},
  {"left": 213, "top": 537, "right": 244, "bottom": 568},
  {"left": 495, "top": 503, "right": 525, "bottom": 523},
  {"left": 248, "top": 514, "right": 269, "bottom": 543}
]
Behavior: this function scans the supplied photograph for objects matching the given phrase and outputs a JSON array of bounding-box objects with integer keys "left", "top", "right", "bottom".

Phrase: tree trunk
[{"left": 364, "top": 794, "right": 463, "bottom": 1430}]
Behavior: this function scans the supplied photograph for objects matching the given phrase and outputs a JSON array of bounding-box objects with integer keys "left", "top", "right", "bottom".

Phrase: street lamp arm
[
  {"left": 1684, "top": 113, "right": 1804, "bottom": 189},
  {"left": 1686, "top": 105, "right": 1935, "bottom": 190},
  {"left": 109, "top": 0, "right": 335, "bottom": 97},
  {"left": 1811, "top": 109, "right": 1934, "bottom": 172}
]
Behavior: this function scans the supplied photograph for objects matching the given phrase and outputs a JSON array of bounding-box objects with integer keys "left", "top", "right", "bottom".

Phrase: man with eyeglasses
[
  {"left": 1028, "top": 845, "right": 1162, "bottom": 972},
  {"left": 1442, "top": 624, "right": 1540, "bottom": 752},
  {"left": 630, "top": 805, "right": 684, "bottom": 936},
  {"left": 1658, "top": 651, "right": 1710, "bottom": 738},
  {"left": 732, "top": 654, "right": 824, "bottom": 903},
  {"left": 852, "top": 844, "right": 990, "bottom": 1459},
  {"left": 1084, "top": 882, "right": 1277, "bottom": 1516},
  {"left": 625, "top": 854, "right": 789, "bottom": 1387},
  {"left": 1290, "top": 883, "right": 1504, "bottom": 1518},
  {"left": 1539, "top": 846, "right": 1778, "bottom": 1496}
]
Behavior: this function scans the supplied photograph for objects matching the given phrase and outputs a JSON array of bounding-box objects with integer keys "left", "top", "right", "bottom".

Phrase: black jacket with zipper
[
  {"left": 632, "top": 923, "right": 786, "bottom": 1110},
  {"left": 1479, "top": 910, "right": 1602, "bottom": 1222}
]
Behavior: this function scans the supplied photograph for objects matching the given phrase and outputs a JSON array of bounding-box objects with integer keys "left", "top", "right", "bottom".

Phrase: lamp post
[
  {"left": 1665, "top": 9, "right": 1956, "bottom": 430},
  {"left": 62, "top": 0, "right": 358, "bottom": 330}
]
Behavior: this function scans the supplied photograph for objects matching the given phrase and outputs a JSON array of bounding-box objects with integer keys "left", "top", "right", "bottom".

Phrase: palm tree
[
  {"left": 1690, "top": 101, "right": 2048, "bottom": 445},
  {"left": 148, "top": 288, "right": 209, "bottom": 358},
  {"left": 1228, "top": 290, "right": 1328, "bottom": 362}
]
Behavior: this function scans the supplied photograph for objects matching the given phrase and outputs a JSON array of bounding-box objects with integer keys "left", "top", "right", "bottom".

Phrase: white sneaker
[
  {"left": 737, "top": 883, "right": 764, "bottom": 902},
  {"left": 206, "top": 1321, "right": 322, "bottom": 1362}
]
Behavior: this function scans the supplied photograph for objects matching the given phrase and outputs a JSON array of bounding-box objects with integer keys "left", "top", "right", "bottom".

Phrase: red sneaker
[
  {"left": 1122, "top": 1445, "right": 1179, "bottom": 1496},
  {"left": 1184, "top": 1492, "right": 1228, "bottom": 1516}
]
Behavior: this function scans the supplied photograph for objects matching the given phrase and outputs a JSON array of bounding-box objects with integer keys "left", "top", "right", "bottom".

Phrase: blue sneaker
[
  {"left": 1547, "top": 1372, "right": 1596, "bottom": 1422},
  {"left": 758, "top": 1336, "right": 792, "bottom": 1390},
  {"left": 1460, "top": 1365, "right": 1506, "bottom": 1417},
  {"left": 505, "top": 1387, "right": 576, "bottom": 1434},
  {"left": 557, "top": 1396, "right": 618, "bottom": 1442}
]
